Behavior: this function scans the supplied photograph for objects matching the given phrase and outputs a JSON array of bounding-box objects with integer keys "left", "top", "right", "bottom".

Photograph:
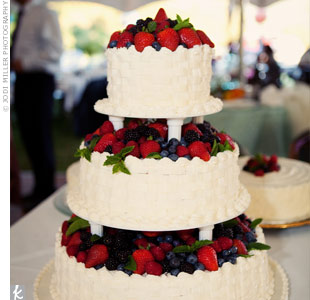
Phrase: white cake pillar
[
  {"left": 192, "top": 116, "right": 204, "bottom": 124},
  {"left": 109, "top": 116, "right": 124, "bottom": 131},
  {"left": 90, "top": 222, "right": 103, "bottom": 237},
  {"left": 199, "top": 225, "right": 214, "bottom": 240},
  {"left": 167, "top": 118, "right": 184, "bottom": 141}
]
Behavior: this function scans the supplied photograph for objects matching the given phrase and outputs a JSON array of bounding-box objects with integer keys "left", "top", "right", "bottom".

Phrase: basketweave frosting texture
[
  {"left": 239, "top": 157, "right": 310, "bottom": 223},
  {"left": 67, "top": 145, "right": 250, "bottom": 230},
  {"left": 94, "top": 44, "right": 223, "bottom": 118},
  {"left": 50, "top": 226, "right": 274, "bottom": 300}
]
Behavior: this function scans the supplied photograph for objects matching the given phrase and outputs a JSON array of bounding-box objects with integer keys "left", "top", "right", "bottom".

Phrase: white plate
[
  {"left": 34, "top": 258, "right": 288, "bottom": 300},
  {"left": 53, "top": 185, "right": 72, "bottom": 216}
]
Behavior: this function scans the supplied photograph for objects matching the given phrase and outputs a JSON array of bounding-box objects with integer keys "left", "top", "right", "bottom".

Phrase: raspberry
[
  {"left": 61, "top": 233, "right": 71, "bottom": 246},
  {"left": 269, "top": 154, "right": 278, "bottom": 164},
  {"left": 76, "top": 251, "right": 87, "bottom": 263},
  {"left": 61, "top": 221, "right": 69, "bottom": 234},
  {"left": 159, "top": 242, "right": 173, "bottom": 252},
  {"left": 176, "top": 145, "right": 189, "bottom": 157},
  {"left": 66, "top": 245, "right": 79, "bottom": 257},
  {"left": 217, "top": 237, "right": 233, "bottom": 250},
  {"left": 145, "top": 261, "right": 163, "bottom": 276},
  {"left": 112, "top": 141, "right": 125, "bottom": 154},
  {"left": 115, "top": 128, "right": 127, "bottom": 140},
  {"left": 150, "top": 246, "right": 166, "bottom": 261},
  {"left": 134, "top": 238, "right": 149, "bottom": 249},
  {"left": 99, "top": 121, "right": 114, "bottom": 135},
  {"left": 254, "top": 169, "right": 265, "bottom": 176},
  {"left": 210, "top": 240, "right": 222, "bottom": 253},
  {"left": 186, "top": 236, "right": 196, "bottom": 246}
]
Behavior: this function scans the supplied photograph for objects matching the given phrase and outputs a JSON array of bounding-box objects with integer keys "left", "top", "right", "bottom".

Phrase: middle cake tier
[{"left": 67, "top": 144, "right": 250, "bottom": 230}]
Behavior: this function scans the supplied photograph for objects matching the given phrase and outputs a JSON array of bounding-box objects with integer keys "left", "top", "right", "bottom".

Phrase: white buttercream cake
[{"left": 239, "top": 156, "right": 310, "bottom": 223}]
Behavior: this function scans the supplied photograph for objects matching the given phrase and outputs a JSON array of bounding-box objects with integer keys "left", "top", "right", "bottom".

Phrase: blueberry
[
  {"left": 166, "top": 251, "right": 176, "bottom": 260},
  {"left": 157, "top": 236, "right": 164, "bottom": 243},
  {"left": 180, "top": 42, "right": 187, "bottom": 48},
  {"left": 173, "top": 240, "right": 181, "bottom": 247},
  {"left": 194, "top": 262, "right": 205, "bottom": 271},
  {"left": 180, "top": 137, "right": 188, "bottom": 147},
  {"left": 164, "top": 235, "right": 173, "bottom": 243},
  {"left": 126, "top": 41, "right": 133, "bottom": 48},
  {"left": 123, "top": 268, "right": 133, "bottom": 276},
  {"left": 168, "top": 154, "right": 179, "bottom": 161},
  {"left": 170, "top": 268, "right": 180, "bottom": 276},
  {"left": 156, "top": 137, "right": 164, "bottom": 143},
  {"left": 160, "top": 150, "right": 169, "bottom": 158},
  {"left": 230, "top": 246, "right": 238, "bottom": 254},
  {"left": 109, "top": 40, "right": 118, "bottom": 48},
  {"left": 152, "top": 41, "right": 162, "bottom": 51},
  {"left": 177, "top": 252, "right": 187, "bottom": 258},
  {"left": 228, "top": 256, "right": 237, "bottom": 264},
  {"left": 218, "top": 258, "right": 225, "bottom": 267},
  {"left": 245, "top": 232, "right": 257, "bottom": 243},
  {"left": 170, "top": 257, "right": 181, "bottom": 268},
  {"left": 160, "top": 141, "right": 169, "bottom": 149},
  {"left": 117, "top": 264, "right": 125, "bottom": 271},
  {"left": 84, "top": 140, "right": 91, "bottom": 147},
  {"left": 136, "top": 233, "right": 144, "bottom": 239},
  {"left": 186, "top": 254, "right": 198, "bottom": 265},
  {"left": 184, "top": 155, "right": 191, "bottom": 160},
  {"left": 168, "top": 144, "right": 177, "bottom": 154},
  {"left": 222, "top": 249, "right": 231, "bottom": 257},
  {"left": 169, "top": 138, "right": 179, "bottom": 147},
  {"left": 94, "top": 263, "right": 104, "bottom": 270},
  {"left": 235, "top": 234, "right": 243, "bottom": 240}
]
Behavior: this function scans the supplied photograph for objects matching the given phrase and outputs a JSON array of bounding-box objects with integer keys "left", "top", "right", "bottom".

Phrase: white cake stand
[{"left": 33, "top": 258, "right": 289, "bottom": 300}]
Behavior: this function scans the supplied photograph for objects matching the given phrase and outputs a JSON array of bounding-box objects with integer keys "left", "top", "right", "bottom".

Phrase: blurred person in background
[{"left": 11, "top": 0, "right": 63, "bottom": 211}]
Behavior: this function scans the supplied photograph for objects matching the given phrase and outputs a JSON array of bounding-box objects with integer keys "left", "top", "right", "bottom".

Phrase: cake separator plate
[
  {"left": 34, "top": 258, "right": 288, "bottom": 300},
  {"left": 53, "top": 185, "right": 72, "bottom": 217},
  {"left": 261, "top": 218, "right": 310, "bottom": 229}
]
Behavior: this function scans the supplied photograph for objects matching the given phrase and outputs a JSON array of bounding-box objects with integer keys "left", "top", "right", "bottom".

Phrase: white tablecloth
[{"left": 10, "top": 186, "right": 310, "bottom": 300}]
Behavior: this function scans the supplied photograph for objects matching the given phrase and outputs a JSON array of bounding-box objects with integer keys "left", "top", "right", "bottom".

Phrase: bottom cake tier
[{"left": 50, "top": 218, "right": 274, "bottom": 300}]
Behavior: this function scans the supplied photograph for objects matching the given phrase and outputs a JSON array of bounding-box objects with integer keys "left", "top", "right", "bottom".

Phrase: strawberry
[
  {"left": 126, "top": 24, "right": 135, "bottom": 31},
  {"left": 138, "top": 136, "right": 146, "bottom": 144},
  {"left": 233, "top": 239, "right": 248, "bottom": 255},
  {"left": 94, "top": 133, "right": 117, "bottom": 153},
  {"left": 109, "top": 31, "right": 121, "bottom": 44},
  {"left": 92, "top": 128, "right": 101, "bottom": 136},
  {"left": 188, "top": 141, "right": 211, "bottom": 161},
  {"left": 155, "top": 20, "right": 170, "bottom": 33},
  {"left": 132, "top": 249, "right": 154, "bottom": 274},
  {"left": 66, "top": 245, "right": 79, "bottom": 257},
  {"left": 61, "top": 221, "right": 69, "bottom": 234},
  {"left": 148, "top": 123, "right": 168, "bottom": 139},
  {"left": 269, "top": 164, "right": 280, "bottom": 172},
  {"left": 186, "top": 236, "right": 196, "bottom": 246},
  {"left": 269, "top": 154, "right": 278, "bottom": 164},
  {"left": 134, "top": 238, "right": 149, "bottom": 249},
  {"left": 210, "top": 240, "right": 222, "bottom": 253},
  {"left": 84, "top": 134, "right": 93, "bottom": 142},
  {"left": 76, "top": 251, "right": 87, "bottom": 263},
  {"left": 196, "top": 30, "right": 215, "bottom": 48},
  {"left": 61, "top": 233, "right": 71, "bottom": 246},
  {"left": 117, "top": 31, "right": 134, "bottom": 48},
  {"left": 204, "top": 142, "right": 212, "bottom": 153},
  {"left": 182, "top": 123, "right": 203, "bottom": 136},
  {"left": 99, "top": 120, "right": 114, "bottom": 135},
  {"left": 71, "top": 214, "right": 77, "bottom": 218},
  {"left": 140, "top": 140, "right": 161, "bottom": 158},
  {"left": 85, "top": 244, "right": 109, "bottom": 268},
  {"left": 177, "top": 229, "right": 195, "bottom": 241},
  {"left": 143, "top": 231, "right": 162, "bottom": 237},
  {"left": 150, "top": 246, "right": 166, "bottom": 261},
  {"left": 67, "top": 232, "right": 82, "bottom": 247},
  {"left": 254, "top": 169, "right": 265, "bottom": 176},
  {"left": 159, "top": 242, "right": 173, "bottom": 252},
  {"left": 112, "top": 141, "right": 125, "bottom": 154},
  {"left": 127, "top": 120, "right": 139, "bottom": 129},
  {"left": 125, "top": 141, "right": 140, "bottom": 158},
  {"left": 157, "top": 28, "right": 180, "bottom": 51},
  {"left": 176, "top": 145, "right": 189, "bottom": 157},
  {"left": 216, "top": 132, "right": 235, "bottom": 150},
  {"left": 197, "top": 246, "right": 218, "bottom": 271},
  {"left": 115, "top": 128, "right": 126, "bottom": 140},
  {"left": 145, "top": 261, "right": 163, "bottom": 276},
  {"left": 178, "top": 28, "right": 202, "bottom": 48},
  {"left": 235, "top": 217, "right": 251, "bottom": 233},
  {"left": 217, "top": 237, "right": 233, "bottom": 250},
  {"left": 134, "top": 32, "right": 155, "bottom": 52},
  {"left": 154, "top": 8, "right": 167, "bottom": 23}
]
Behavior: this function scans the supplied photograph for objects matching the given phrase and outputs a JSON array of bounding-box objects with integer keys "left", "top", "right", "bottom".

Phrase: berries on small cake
[
  {"left": 243, "top": 154, "right": 280, "bottom": 176},
  {"left": 188, "top": 141, "right": 211, "bottom": 161},
  {"left": 157, "top": 28, "right": 180, "bottom": 51},
  {"left": 85, "top": 244, "right": 109, "bottom": 268},
  {"left": 140, "top": 140, "right": 161, "bottom": 158},
  {"left": 197, "top": 246, "right": 218, "bottom": 271},
  {"left": 132, "top": 249, "right": 154, "bottom": 274},
  {"left": 178, "top": 28, "right": 202, "bottom": 49},
  {"left": 134, "top": 32, "right": 155, "bottom": 52}
]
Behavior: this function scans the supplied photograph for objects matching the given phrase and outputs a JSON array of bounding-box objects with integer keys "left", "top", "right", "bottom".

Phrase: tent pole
[{"left": 239, "top": 0, "right": 244, "bottom": 86}]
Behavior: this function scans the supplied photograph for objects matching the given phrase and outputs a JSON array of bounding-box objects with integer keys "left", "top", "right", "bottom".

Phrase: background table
[{"left": 11, "top": 186, "right": 310, "bottom": 300}]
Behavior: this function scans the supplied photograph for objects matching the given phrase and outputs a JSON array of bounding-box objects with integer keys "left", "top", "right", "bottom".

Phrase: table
[{"left": 11, "top": 186, "right": 310, "bottom": 300}]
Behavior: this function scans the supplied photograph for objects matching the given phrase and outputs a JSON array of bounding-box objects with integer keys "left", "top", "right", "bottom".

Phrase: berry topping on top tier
[
  {"left": 243, "top": 154, "right": 280, "bottom": 176},
  {"left": 75, "top": 119, "right": 236, "bottom": 174},
  {"left": 108, "top": 8, "right": 214, "bottom": 51},
  {"left": 61, "top": 214, "right": 270, "bottom": 277}
]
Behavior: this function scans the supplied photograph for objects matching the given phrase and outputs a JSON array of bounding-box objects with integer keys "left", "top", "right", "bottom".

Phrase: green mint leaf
[
  {"left": 173, "top": 245, "right": 192, "bottom": 253},
  {"left": 247, "top": 242, "right": 271, "bottom": 251},
  {"left": 223, "top": 219, "right": 239, "bottom": 228},
  {"left": 124, "top": 255, "right": 137, "bottom": 271},
  {"left": 211, "top": 140, "right": 218, "bottom": 157},
  {"left": 147, "top": 21, "right": 157, "bottom": 33},
  {"left": 66, "top": 219, "right": 90, "bottom": 236},
  {"left": 119, "top": 146, "right": 135, "bottom": 158},
  {"left": 218, "top": 143, "right": 225, "bottom": 152},
  {"left": 90, "top": 234, "right": 101, "bottom": 243},
  {"left": 190, "top": 240, "right": 213, "bottom": 252},
  {"left": 224, "top": 140, "right": 233, "bottom": 151},
  {"left": 146, "top": 152, "right": 162, "bottom": 159},
  {"left": 250, "top": 218, "right": 263, "bottom": 229},
  {"left": 118, "top": 160, "right": 131, "bottom": 175},
  {"left": 239, "top": 254, "right": 254, "bottom": 258},
  {"left": 103, "top": 154, "right": 122, "bottom": 166},
  {"left": 74, "top": 148, "right": 92, "bottom": 162},
  {"left": 112, "top": 162, "right": 121, "bottom": 174},
  {"left": 89, "top": 135, "right": 101, "bottom": 150},
  {"left": 68, "top": 216, "right": 82, "bottom": 224}
]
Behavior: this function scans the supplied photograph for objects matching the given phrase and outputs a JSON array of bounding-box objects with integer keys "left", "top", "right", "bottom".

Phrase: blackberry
[
  {"left": 168, "top": 19, "right": 178, "bottom": 27},
  {"left": 144, "top": 17, "right": 153, "bottom": 26},
  {"left": 239, "top": 214, "right": 247, "bottom": 221},
  {"left": 80, "top": 231, "right": 92, "bottom": 242},
  {"left": 213, "top": 223, "right": 225, "bottom": 239},
  {"left": 180, "top": 262, "right": 195, "bottom": 274},
  {"left": 104, "top": 145, "right": 113, "bottom": 154},
  {"left": 146, "top": 127, "right": 160, "bottom": 140},
  {"left": 161, "top": 259, "right": 171, "bottom": 273},
  {"left": 222, "top": 228, "right": 234, "bottom": 239},
  {"left": 102, "top": 235, "right": 114, "bottom": 247},
  {"left": 114, "top": 232, "right": 130, "bottom": 250},
  {"left": 79, "top": 243, "right": 89, "bottom": 251},
  {"left": 115, "top": 249, "right": 131, "bottom": 263},
  {"left": 233, "top": 225, "right": 243, "bottom": 237},
  {"left": 136, "top": 19, "right": 144, "bottom": 26},
  {"left": 200, "top": 133, "right": 216, "bottom": 144},
  {"left": 124, "top": 129, "right": 140, "bottom": 143},
  {"left": 184, "top": 130, "right": 200, "bottom": 144},
  {"left": 105, "top": 257, "right": 119, "bottom": 270},
  {"left": 128, "top": 26, "right": 138, "bottom": 35},
  {"left": 84, "top": 239, "right": 93, "bottom": 249},
  {"left": 136, "top": 125, "right": 149, "bottom": 137}
]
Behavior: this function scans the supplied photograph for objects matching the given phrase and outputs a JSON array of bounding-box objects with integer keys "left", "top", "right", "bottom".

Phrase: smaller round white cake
[{"left": 239, "top": 157, "right": 310, "bottom": 223}]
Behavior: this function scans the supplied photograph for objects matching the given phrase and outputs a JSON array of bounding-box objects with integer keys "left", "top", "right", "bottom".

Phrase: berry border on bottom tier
[{"left": 50, "top": 226, "right": 274, "bottom": 300}]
